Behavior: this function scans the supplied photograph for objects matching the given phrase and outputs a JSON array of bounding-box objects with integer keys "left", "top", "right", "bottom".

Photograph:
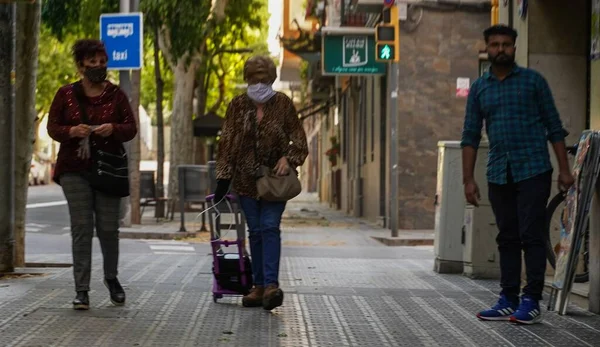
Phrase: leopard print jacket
[{"left": 216, "top": 92, "right": 309, "bottom": 199}]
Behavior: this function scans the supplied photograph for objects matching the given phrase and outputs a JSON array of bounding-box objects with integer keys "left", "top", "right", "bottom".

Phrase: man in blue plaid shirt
[{"left": 461, "top": 25, "right": 574, "bottom": 325}]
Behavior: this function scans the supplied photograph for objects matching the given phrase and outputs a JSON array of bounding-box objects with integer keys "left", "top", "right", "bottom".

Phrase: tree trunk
[
  {"left": 32, "top": 113, "right": 45, "bottom": 155},
  {"left": 14, "top": 1, "right": 41, "bottom": 267},
  {"left": 0, "top": 3, "right": 15, "bottom": 273},
  {"left": 129, "top": 69, "right": 141, "bottom": 224},
  {"left": 195, "top": 67, "right": 208, "bottom": 119},
  {"left": 153, "top": 26, "right": 165, "bottom": 218},
  {"left": 193, "top": 137, "right": 207, "bottom": 164},
  {"left": 193, "top": 67, "right": 208, "bottom": 165},
  {"left": 167, "top": 59, "right": 197, "bottom": 201}
]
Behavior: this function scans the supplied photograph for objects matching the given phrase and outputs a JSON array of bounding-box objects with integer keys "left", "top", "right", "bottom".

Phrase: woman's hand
[
  {"left": 93, "top": 123, "right": 114, "bottom": 137},
  {"left": 274, "top": 157, "right": 291, "bottom": 176},
  {"left": 69, "top": 124, "right": 92, "bottom": 138}
]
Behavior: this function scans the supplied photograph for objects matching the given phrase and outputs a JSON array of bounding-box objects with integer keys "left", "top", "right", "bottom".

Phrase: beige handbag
[
  {"left": 249, "top": 110, "right": 302, "bottom": 202},
  {"left": 256, "top": 165, "right": 302, "bottom": 201}
]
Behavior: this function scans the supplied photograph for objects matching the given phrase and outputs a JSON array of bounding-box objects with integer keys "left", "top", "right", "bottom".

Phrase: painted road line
[
  {"left": 149, "top": 245, "right": 195, "bottom": 252},
  {"left": 152, "top": 251, "right": 196, "bottom": 255},
  {"left": 25, "top": 223, "right": 50, "bottom": 233},
  {"left": 26, "top": 201, "right": 67, "bottom": 209}
]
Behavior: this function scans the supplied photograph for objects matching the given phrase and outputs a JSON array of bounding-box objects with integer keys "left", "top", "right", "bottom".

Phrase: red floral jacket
[{"left": 47, "top": 81, "right": 137, "bottom": 184}]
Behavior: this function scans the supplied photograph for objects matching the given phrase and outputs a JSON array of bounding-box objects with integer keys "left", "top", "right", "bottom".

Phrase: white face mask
[{"left": 247, "top": 83, "right": 276, "bottom": 104}]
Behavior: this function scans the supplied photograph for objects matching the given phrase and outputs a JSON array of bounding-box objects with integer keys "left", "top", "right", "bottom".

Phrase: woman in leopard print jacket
[{"left": 214, "top": 56, "right": 308, "bottom": 311}]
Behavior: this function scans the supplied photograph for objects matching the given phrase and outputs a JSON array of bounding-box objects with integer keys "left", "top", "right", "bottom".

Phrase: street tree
[
  {"left": 13, "top": 0, "right": 42, "bottom": 267},
  {"left": 198, "top": 0, "right": 269, "bottom": 118},
  {"left": 0, "top": 2, "right": 15, "bottom": 273},
  {"left": 140, "top": 0, "right": 229, "bottom": 200},
  {"left": 192, "top": 0, "right": 269, "bottom": 164},
  {"left": 142, "top": 8, "right": 171, "bottom": 217}
]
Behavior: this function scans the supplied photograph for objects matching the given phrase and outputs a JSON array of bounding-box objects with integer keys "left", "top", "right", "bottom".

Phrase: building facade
[{"left": 290, "top": 1, "right": 490, "bottom": 230}]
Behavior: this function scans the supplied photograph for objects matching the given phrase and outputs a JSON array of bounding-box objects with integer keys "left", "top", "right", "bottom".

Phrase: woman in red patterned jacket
[{"left": 47, "top": 39, "right": 137, "bottom": 310}]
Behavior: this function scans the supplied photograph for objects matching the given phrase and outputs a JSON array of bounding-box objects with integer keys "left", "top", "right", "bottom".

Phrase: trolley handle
[{"left": 206, "top": 193, "right": 237, "bottom": 203}]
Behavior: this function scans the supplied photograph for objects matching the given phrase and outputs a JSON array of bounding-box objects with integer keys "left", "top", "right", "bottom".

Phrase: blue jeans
[{"left": 239, "top": 196, "right": 286, "bottom": 287}]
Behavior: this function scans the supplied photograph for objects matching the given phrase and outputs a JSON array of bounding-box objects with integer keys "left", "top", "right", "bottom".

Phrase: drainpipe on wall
[{"left": 508, "top": 0, "right": 514, "bottom": 27}]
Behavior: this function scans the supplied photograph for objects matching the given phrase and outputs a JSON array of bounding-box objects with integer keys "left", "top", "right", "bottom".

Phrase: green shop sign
[{"left": 321, "top": 34, "right": 386, "bottom": 76}]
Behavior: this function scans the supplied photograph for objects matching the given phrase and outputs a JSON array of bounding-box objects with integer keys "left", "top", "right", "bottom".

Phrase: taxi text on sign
[{"left": 100, "top": 13, "right": 144, "bottom": 70}]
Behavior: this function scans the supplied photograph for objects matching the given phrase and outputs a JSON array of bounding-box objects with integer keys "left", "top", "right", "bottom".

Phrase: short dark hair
[
  {"left": 72, "top": 39, "right": 108, "bottom": 65},
  {"left": 483, "top": 25, "right": 518, "bottom": 43}
]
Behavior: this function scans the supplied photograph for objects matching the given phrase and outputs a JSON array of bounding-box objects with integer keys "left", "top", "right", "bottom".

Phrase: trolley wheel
[{"left": 213, "top": 294, "right": 222, "bottom": 303}]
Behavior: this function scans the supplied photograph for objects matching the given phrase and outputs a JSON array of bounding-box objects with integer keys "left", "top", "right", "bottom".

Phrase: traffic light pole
[
  {"left": 388, "top": 61, "right": 398, "bottom": 237},
  {"left": 377, "top": 3, "right": 400, "bottom": 237},
  {"left": 0, "top": 2, "right": 15, "bottom": 272}
]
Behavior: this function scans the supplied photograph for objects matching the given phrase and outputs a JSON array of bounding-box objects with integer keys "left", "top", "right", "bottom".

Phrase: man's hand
[
  {"left": 274, "top": 156, "right": 291, "bottom": 176},
  {"left": 558, "top": 170, "right": 575, "bottom": 192},
  {"left": 464, "top": 179, "right": 481, "bottom": 207},
  {"left": 93, "top": 123, "right": 114, "bottom": 137},
  {"left": 69, "top": 124, "right": 92, "bottom": 138}
]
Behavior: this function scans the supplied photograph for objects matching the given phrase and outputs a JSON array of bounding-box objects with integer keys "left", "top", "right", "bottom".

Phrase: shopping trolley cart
[{"left": 205, "top": 193, "right": 253, "bottom": 303}]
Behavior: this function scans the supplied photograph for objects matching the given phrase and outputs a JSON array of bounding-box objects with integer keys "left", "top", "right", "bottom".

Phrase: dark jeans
[
  {"left": 488, "top": 170, "right": 551, "bottom": 301},
  {"left": 239, "top": 196, "right": 286, "bottom": 287}
]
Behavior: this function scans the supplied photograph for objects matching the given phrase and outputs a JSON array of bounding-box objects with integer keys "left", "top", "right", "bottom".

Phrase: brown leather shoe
[
  {"left": 263, "top": 284, "right": 284, "bottom": 311},
  {"left": 242, "top": 286, "right": 264, "bottom": 307}
]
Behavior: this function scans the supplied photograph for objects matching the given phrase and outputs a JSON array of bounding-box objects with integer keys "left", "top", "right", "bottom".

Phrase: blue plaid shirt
[{"left": 461, "top": 65, "right": 565, "bottom": 184}]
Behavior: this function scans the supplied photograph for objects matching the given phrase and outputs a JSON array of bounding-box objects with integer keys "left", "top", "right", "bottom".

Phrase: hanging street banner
[{"left": 322, "top": 34, "right": 386, "bottom": 76}]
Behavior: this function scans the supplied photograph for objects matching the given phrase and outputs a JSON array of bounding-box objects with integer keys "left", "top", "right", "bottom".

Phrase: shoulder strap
[{"left": 72, "top": 81, "right": 89, "bottom": 124}]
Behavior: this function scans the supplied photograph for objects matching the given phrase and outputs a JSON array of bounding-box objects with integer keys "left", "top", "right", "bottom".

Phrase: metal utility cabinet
[
  {"left": 434, "top": 141, "right": 466, "bottom": 273},
  {"left": 434, "top": 141, "right": 496, "bottom": 277}
]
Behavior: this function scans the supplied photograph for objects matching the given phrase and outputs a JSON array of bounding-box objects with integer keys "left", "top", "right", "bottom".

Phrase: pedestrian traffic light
[{"left": 375, "top": 5, "right": 400, "bottom": 62}]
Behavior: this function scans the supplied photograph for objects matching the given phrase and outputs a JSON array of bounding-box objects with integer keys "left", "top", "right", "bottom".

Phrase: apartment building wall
[{"left": 393, "top": 8, "right": 489, "bottom": 229}]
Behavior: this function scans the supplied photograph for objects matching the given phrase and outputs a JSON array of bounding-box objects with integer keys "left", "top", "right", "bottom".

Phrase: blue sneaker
[
  {"left": 477, "top": 295, "right": 518, "bottom": 321},
  {"left": 510, "top": 295, "right": 542, "bottom": 325}
]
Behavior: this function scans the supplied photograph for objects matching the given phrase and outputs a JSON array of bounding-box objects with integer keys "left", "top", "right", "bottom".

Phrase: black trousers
[{"left": 488, "top": 169, "right": 552, "bottom": 301}]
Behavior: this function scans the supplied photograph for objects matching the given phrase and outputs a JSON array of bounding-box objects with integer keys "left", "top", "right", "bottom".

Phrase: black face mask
[{"left": 84, "top": 66, "right": 107, "bottom": 84}]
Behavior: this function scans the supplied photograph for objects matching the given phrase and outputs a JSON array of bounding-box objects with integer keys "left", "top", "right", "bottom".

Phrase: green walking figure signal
[{"left": 380, "top": 45, "right": 391, "bottom": 60}]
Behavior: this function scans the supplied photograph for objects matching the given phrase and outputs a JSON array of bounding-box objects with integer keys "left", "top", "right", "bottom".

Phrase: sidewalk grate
[{"left": 2, "top": 244, "right": 600, "bottom": 346}]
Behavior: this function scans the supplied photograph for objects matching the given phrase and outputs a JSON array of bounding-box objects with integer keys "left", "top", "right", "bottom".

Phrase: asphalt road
[
  {"left": 26, "top": 184, "right": 70, "bottom": 235},
  {"left": 25, "top": 184, "right": 209, "bottom": 259},
  {"left": 26, "top": 231, "right": 206, "bottom": 258}
]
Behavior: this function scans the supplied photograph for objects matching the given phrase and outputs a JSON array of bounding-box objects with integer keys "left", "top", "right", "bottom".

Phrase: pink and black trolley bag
[{"left": 205, "top": 192, "right": 253, "bottom": 303}]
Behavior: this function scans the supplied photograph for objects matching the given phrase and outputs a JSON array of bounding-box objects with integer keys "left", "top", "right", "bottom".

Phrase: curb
[
  {"left": 25, "top": 262, "right": 72, "bottom": 268},
  {"left": 371, "top": 236, "right": 434, "bottom": 247}
]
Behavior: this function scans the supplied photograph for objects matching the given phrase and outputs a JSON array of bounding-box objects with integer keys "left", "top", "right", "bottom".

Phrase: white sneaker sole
[
  {"left": 510, "top": 315, "right": 543, "bottom": 325},
  {"left": 477, "top": 314, "right": 511, "bottom": 321}
]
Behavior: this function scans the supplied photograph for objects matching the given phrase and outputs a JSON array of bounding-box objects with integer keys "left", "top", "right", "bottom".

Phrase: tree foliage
[
  {"left": 38, "top": 0, "right": 270, "bottom": 125},
  {"left": 42, "top": 0, "right": 119, "bottom": 39},
  {"left": 36, "top": 27, "right": 79, "bottom": 115},
  {"left": 201, "top": 0, "right": 270, "bottom": 116},
  {"left": 140, "top": 0, "right": 213, "bottom": 67}
]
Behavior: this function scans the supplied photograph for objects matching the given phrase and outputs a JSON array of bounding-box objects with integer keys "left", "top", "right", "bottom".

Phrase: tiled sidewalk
[{"left": 1, "top": 194, "right": 600, "bottom": 346}]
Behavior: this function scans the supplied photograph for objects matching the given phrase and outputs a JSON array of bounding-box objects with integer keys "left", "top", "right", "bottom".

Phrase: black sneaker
[
  {"left": 104, "top": 278, "right": 126, "bottom": 306},
  {"left": 73, "top": 291, "right": 89, "bottom": 310}
]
